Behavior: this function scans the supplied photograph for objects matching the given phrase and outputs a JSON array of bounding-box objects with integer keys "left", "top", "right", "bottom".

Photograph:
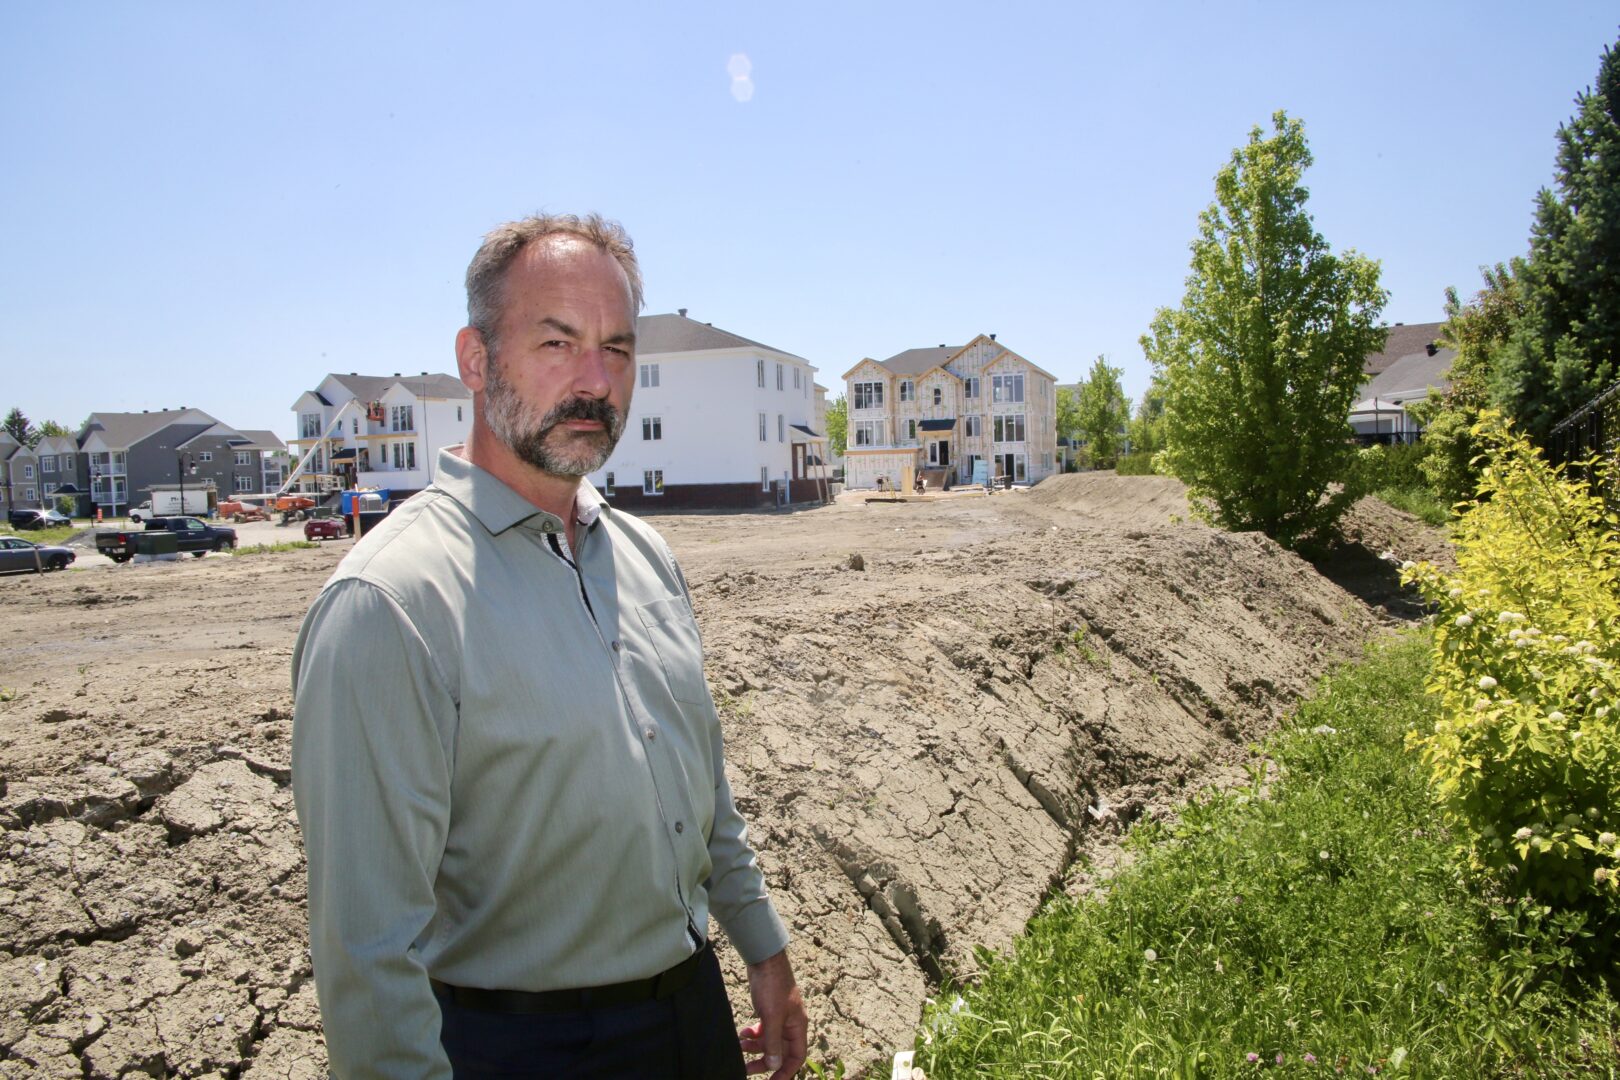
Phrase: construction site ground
[{"left": 0, "top": 474, "right": 1452, "bottom": 1078}]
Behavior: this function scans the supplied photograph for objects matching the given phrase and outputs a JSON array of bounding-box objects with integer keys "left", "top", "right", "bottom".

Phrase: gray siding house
[{"left": 80, "top": 409, "right": 285, "bottom": 517}]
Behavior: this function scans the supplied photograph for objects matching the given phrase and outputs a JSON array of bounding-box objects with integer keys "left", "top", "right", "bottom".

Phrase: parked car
[
  {"left": 304, "top": 517, "right": 346, "bottom": 541},
  {"left": 7, "top": 508, "right": 71, "bottom": 531},
  {"left": 0, "top": 536, "right": 75, "bottom": 573}
]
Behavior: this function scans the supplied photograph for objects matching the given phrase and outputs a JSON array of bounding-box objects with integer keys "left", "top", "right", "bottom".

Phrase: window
[
  {"left": 406, "top": 442, "right": 417, "bottom": 470},
  {"left": 40, "top": 455, "right": 56, "bottom": 473},
  {"left": 853, "top": 420, "right": 883, "bottom": 446},
  {"left": 992, "top": 373, "right": 1025, "bottom": 404},
  {"left": 197, "top": 452, "right": 212, "bottom": 463},
  {"left": 1042, "top": 453, "right": 1052, "bottom": 470},
  {"left": 776, "top": 363, "right": 784, "bottom": 391},
  {"left": 457, "top": 406, "right": 463, "bottom": 421},
  {"left": 964, "top": 416, "right": 982, "bottom": 438},
  {"left": 24, "top": 487, "right": 36, "bottom": 501},
  {"left": 643, "top": 470, "right": 663, "bottom": 496},
  {"left": 777, "top": 414, "right": 785, "bottom": 442},
  {"left": 352, "top": 417, "right": 359, "bottom": 434},
  {"left": 235, "top": 451, "right": 251, "bottom": 466},
  {"left": 761, "top": 466, "right": 769, "bottom": 491},
  {"left": 604, "top": 471, "right": 615, "bottom": 495},
  {"left": 758, "top": 413, "right": 767, "bottom": 441},
  {"left": 905, "top": 419, "right": 917, "bottom": 441},
  {"left": 393, "top": 442, "right": 403, "bottom": 469},
  {"left": 43, "top": 482, "right": 58, "bottom": 495},
  {"left": 964, "top": 376, "right": 980, "bottom": 400},
  {"left": 793, "top": 368, "right": 801, "bottom": 389},
  {"left": 22, "top": 464, "right": 34, "bottom": 480},
  {"left": 642, "top": 416, "right": 662, "bottom": 441},
  {"left": 899, "top": 380, "right": 914, "bottom": 403},
  {"left": 235, "top": 475, "right": 253, "bottom": 492},
  {"left": 994, "top": 414, "right": 1027, "bottom": 443},
  {"left": 756, "top": 359, "right": 765, "bottom": 388},
  {"left": 930, "top": 386, "right": 942, "bottom": 407},
  {"left": 300, "top": 413, "right": 321, "bottom": 438},
  {"left": 640, "top": 363, "right": 660, "bottom": 388},
  {"left": 391, "top": 405, "right": 415, "bottom": 432},
  {"left": 852, "top": 381, "right": 884, "bottom": 410}
]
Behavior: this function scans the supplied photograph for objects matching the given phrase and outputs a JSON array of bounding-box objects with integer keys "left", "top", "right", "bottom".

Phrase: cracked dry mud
[{"left": 0, "top": 476, "right": 1446, "bottom": 1077}]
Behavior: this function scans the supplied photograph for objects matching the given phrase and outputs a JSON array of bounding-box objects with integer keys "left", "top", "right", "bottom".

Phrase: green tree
[
  {"left": 36, "top": 419, "right": 73, "bottom": 440},
  {"left": 3, "top": 407, "right": 36, "bottom": 448},
  {"left": 1126, "top": 375, "right": 1168, "bottom": 456},
  {"left": 824, "top": 394, "right": 847, "bottom": 457},
  {"left": 1075, "top": 356, "right": 1129, "bottom": 468},
  {"left": 1142, "top": 111, "right": 1387, "bottom": 546},
  {"left": 1489, "top": 39, "right": 1620, "bottom": 438},
  {"left": 1055, "top": 385, "right": 1081, "bottom": 446}
]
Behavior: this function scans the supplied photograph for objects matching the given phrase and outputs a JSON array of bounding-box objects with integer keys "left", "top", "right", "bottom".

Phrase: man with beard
[{"left": 292, "top": 214, "right": 806, "bottom": 1080}]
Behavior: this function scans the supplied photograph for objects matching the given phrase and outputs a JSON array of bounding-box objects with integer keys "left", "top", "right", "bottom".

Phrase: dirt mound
[{"left": 0, "top": 481, "right": 1445, "bottom": 1077}]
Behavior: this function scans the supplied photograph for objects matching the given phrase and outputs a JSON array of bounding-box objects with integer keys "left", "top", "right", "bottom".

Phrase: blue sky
[{"left": 3, "top": 3, "right": 1615, "bottom": 438}]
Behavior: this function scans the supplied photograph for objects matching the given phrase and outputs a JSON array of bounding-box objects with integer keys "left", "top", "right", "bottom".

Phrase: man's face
[{"left": 477, "top": 239, "right": 636, "bottom": 477}]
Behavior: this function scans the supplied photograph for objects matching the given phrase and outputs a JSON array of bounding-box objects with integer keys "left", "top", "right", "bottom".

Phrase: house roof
[
  {"left": 635, "top": 313, "right": 805, "bottom": 360},
  {"left": 1351, "top": 345, "right": 1457, "bottom": 414},
  {"left": 237, "top": 430, "right": 287, "bottom": 451},
  {"left": 880, "top": 346, "right": 962, "bottom": 376},
  {"left": 176, "top": 422, "right": 249, "bottom": 450},
  {"left": 789, "top": 424, "right": 823, "bottom": 439},
  {"left": 324, "top": 373, "right": 471, "bottom": 403},
  {"left": 79, "top": 409, "right": 219, "bottom": 450},
  {"left": 1365, "top": 321, "right": 1445, "bottom": 376}
]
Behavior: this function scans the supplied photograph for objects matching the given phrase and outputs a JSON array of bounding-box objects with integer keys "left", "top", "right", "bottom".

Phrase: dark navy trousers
[{"left": 434, "top": 946, "right": 747, "bottom": 1080}]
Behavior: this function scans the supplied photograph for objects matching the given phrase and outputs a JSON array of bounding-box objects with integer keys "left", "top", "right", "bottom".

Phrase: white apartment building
[
  {"left": 589, "top": 312, "right": 824, "bottom": 509},
  {"left": 842, "top": 334, "right": 1058, "bottom": 489},
  {"left": 289, "top": 373, "right": 472, "bottom": 497}
]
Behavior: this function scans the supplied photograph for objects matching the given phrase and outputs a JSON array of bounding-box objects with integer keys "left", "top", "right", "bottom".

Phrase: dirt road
[{"left": 0, "top": 477, "right": 1444, "bottom": 1077}]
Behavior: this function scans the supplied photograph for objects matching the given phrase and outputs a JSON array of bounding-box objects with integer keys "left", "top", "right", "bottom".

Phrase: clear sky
[{"left": 3, "top": 3, "right": 1615, "bottom": 439}]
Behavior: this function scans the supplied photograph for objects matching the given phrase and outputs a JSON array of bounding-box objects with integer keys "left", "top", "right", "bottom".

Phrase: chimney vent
[
  {"left": 990, "top": 333, "right": 997, "bottom": 341},
  {"left": 1394, "top": 322, "right": 1404, "bottom": 327},
  {"left": 394, "top": 372, "right": 401, "bottom": 377},
  {"left": 938, "top": 343, "right": 946, "bottom": 348},
  {"left": 350, "top": 371, "right": 357, "bottom": 376},
  {"left": 678, "top": 308, "right": 688, "bottom": 317}
]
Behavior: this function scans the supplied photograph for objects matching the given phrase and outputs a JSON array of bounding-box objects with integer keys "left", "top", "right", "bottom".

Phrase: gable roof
[
  {"left": 1365, "top": 321, "right": 1445, "bottom": 376},
  {"left": 1354, "top": 345, "right": 1457, "bottom": 409},
  {"left": 236, "top": 430, "right": 287, "bottom": 452},
  {"left": 323, "top": 373, "right": 470, "bottom": 403},
  {"left": 635, "top": 312, "right": 805, "bottom": 360},
  {"left": 79, "top": 409, "right": 219, "bottom": 450},
  {"left": 880, "top": 346, "right": 962, "bottom": 376}
]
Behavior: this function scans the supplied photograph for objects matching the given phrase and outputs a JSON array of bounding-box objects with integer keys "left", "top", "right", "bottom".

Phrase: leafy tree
[
  {"left": 1075, "top": 356, "right": 1129, "bottom": 468},
  {"left": 1407, "top": 263, "right": 1528, "bottom": 503},
  {"left": 1489, "top": 39, "right": 1620, "bottom": 439},
  {"left": 824, "top": 394, "right": 847, "bottom": 457},
  {"left": 1126, "top": 375, "right": 1168, "bottom": 457},
  {"left": 1055, "top": 385, "right": 1081, "bottom": 445},
  {"left": 3, "top": 407, "right": 36, "bottom": 448},
  {"left": 1142, "top": 111, "right": 1388, "bottom": 546},
  {"left": 36, "top": 419, "right": 73, "bottom": 440}
]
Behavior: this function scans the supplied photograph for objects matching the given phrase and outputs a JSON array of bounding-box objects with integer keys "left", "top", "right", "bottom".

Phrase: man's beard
[{"left": 482, "top": 357, "right": 624, "bottom": 477}]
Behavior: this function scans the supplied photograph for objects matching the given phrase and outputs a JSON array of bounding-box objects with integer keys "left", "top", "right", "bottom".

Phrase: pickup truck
[{"left": 96, "top": 517, "right": 238, "bottom": 563}]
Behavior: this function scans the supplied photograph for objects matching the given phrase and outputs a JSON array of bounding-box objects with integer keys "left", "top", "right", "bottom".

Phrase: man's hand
[{"left": 738, "top": 948, "right": 807, "bottom": 1079}]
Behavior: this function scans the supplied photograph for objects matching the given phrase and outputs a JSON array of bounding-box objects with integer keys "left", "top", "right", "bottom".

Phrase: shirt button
[
  {"left": 674, "top": 821, "right": 684, "bottom": 834},
  {"left": 645, "top": 728, "right": 656, "bottom": 741},
  {"left": 612, "top": 640, "right": 622, "bottom": 652}
]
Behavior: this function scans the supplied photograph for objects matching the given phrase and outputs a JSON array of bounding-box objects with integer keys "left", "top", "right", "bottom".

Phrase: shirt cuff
[{"left": 722, "top": 898, "right": 791, "bottom": 966}]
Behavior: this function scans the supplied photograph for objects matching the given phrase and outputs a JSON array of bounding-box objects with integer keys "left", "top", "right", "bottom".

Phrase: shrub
[
  {"left": 1402, "top": 414, "right": 1619, "bottom": 947},
  {"left": 1115, "top": 452, "right": 1156, "bottom": 476}
]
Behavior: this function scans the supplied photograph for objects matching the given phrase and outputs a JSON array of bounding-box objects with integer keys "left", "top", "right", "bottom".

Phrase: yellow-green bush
[{"left": 1402, "top": 414, "right": 1619, "bottom": 931}]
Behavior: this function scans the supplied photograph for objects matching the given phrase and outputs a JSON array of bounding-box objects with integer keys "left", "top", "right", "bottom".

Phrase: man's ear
[{"left": 456, "top": 326, "right": 489, "bottom": 393}]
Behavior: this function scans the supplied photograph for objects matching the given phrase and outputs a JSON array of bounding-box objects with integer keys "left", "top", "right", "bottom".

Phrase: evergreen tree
[
  {"left": 3, "top": 407, "right": 36, "bottom": 448},
  {"left": 1490, "top": 38, "right": 1620, "bottom": 437},
  {"left": 1143, "top": 112, "right": 1387, "bottom": 545}
]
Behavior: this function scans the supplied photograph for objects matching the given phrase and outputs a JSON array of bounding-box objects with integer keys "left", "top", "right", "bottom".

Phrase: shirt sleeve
[
  {"left": 291, "top": 577, "right": 457, "bottom": 1079},
  {"left": 668, "top": 547, "right": 791, "bottom": 966}
]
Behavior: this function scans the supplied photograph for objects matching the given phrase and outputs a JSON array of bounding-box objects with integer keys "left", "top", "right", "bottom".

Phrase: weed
[
  {"left": 0, "top": 687, "right": 15, "bottom": 702},
  {"left": 228, "top": 542, "right": 319, "bottom": 556}
]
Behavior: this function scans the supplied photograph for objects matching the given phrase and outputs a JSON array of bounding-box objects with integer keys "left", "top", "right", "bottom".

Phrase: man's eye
[
  {"left": 605, "top": 345, "right": 630, "bottom": 357},
  {"left": 543, "top": 340, "right": 569, "bottom": 349}
]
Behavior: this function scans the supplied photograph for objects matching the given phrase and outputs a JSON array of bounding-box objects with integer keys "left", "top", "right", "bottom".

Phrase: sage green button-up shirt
[{"left": 291, "top": 447, "right": 787, "bottom": 1078}]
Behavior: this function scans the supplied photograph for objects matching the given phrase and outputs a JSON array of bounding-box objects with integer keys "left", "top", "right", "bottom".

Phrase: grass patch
[
  {"left": 0, "top": 524, "right": 82, "bottom": 545},
  {"left": 917, "top": 634, "right": 1619, "bottom": 1077},
  {"left": 228, "top": 541, "right": 318, "bottom": 556},
  {"left": 1374, "top": 486, "right": 1452, "bottom": 527}
]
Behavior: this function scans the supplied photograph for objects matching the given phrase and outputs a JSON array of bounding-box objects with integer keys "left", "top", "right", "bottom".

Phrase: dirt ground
[{"left": 0, "top": 476, "right": 1449, "bottom": 1078}]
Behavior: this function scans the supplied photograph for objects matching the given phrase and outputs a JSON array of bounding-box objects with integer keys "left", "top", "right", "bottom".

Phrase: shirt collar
[{"left": 432, "top": 445, "right": 610, "bottom": 535}]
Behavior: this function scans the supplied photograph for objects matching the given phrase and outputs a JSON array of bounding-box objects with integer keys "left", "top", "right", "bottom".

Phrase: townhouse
[
  {"left": 288, "top": 373, "right": 472, "bottom": 498},
  {"left": 842, "top": 333, "right": 1058, "bottom": 489}
]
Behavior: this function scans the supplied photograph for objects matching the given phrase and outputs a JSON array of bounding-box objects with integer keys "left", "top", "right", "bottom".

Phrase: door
[
  {"left": 792, "top": 443, "right": 807, "bottom": 479},
  {"left": 928, "top": 439, "right": 950, "bottom": 467}
]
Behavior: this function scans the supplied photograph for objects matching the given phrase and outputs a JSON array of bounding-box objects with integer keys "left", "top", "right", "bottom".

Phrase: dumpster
[{"left": 135, "top": 530, "right": 179, "bottom": 556}]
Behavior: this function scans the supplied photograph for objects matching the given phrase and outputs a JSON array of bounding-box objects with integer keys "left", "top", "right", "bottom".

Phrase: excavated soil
[{"left": 0, "top": 476, "right": 1448, "bottom": 1078}]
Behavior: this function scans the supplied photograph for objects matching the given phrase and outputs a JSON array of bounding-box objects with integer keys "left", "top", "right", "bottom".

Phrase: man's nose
[{"left": 571, "top": 345, "right": 613, "bottom": 398}]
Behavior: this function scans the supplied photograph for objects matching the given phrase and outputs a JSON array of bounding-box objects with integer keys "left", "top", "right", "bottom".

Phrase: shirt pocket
[{"left": 636, "top": 596, "right": 711, "bottom": 706}]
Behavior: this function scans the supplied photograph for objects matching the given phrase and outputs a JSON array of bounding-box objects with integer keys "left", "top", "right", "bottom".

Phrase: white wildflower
[
  {"left": 1319, "top": 850, "right": 1330, "bottom": 861},
  {"left": 1448, "top": 587, "right": 1464, "bottom": 599},
  {"left": 1473, "top": 698, "right": 1490, "bottom": 711},
  {"left": 1311, "top": 724, "right": 1337, "bottom": 735},
  {"left": 1143, "top": 948, "right": 1157, "bottom": 963},
  {"left": 1599, "top": 832, "right": 1617, "bottom": 848},
  {"left": 1597, "top": 707, "right": 1611, "bottom": 719},
  {"left": 1596, "top": 868, "right": 1613, "bottom": 886},
  {"left": 1401, "top": 560, "right": 1415, "bottom": 571},
  {"left": 1547, "top": 711, "right": 1566, "bottom": 723},
  {"left": 1455, "top": 614, "right": 1474, "bottom": 628},
  {"left": 1514, "top": 827, "right": 1534, "bottom": 842},
  {"left": 1478, "top": 676, "right": 1498, "bottom": 690},
  {"left": 1589, "top": 688, "right": 1602, "bottom": 700}
]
